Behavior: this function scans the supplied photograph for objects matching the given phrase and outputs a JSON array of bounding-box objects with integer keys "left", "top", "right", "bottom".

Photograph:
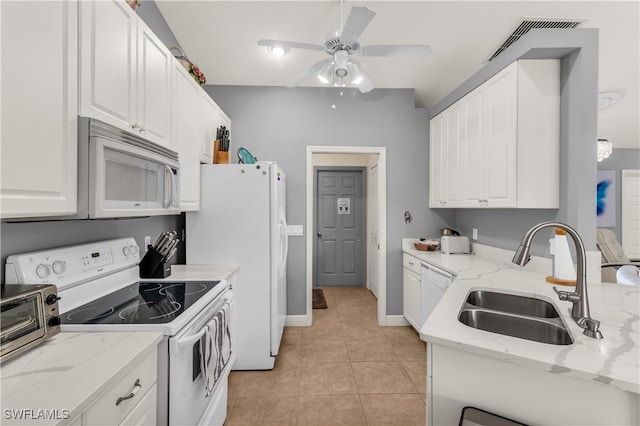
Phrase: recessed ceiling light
[
  {"left": 598, "top": 92, "right": 623, "bottom": 110},
  {"left": 268, "top": 45, "right": 288, "bottom": 57}
]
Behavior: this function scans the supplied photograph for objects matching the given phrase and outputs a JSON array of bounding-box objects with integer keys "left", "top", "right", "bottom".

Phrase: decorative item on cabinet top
[
  {"left": 169, "top": 46, "right": 207, "bottom": 86},
  {"left": 126, "top": 0, "right": 141, "bottom": 11}
]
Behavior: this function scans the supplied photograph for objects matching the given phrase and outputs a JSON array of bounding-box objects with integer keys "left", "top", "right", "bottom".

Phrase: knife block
[
  {"left": 216, "top": 151, "right": 229, "bottom": 164},
  {"left": 139, "top": 245, "right": 172, "bottom": 278},
  {"left": 213, "top": 140, "right": 220, "bottom": 164}
]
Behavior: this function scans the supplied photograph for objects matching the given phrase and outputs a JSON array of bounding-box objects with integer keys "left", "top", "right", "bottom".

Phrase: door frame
[
  {"left": 306, "top": 146, "right": 387, "bottom": 326},
  {"left": 313, "top": 166, "right": 367, "bottom": 289}
]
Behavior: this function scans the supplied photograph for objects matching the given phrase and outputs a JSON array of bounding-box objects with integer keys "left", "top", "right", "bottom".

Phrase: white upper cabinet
[
  {"left": 201, "top": 92, "right": 232, "bottom": 163},
  {"left": 1, "top": 1, "right": 78, "bottom": 219},
  {"left": 136, "top": 21, "right": 172, "bottom": 146},
  {"left": 429, "top": 59, "right": 560, "bottom": 209},
  {"left": 172, "top": 63, "right": 203, "bottom": 211},
  {"left": 79, "top": 0, "right": 171, "bottom": 147}
]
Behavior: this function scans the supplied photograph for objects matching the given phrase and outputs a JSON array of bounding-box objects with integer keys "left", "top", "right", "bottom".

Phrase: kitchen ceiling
[{"left": 156, "top": 1, "right": 639, "bottom": 149}]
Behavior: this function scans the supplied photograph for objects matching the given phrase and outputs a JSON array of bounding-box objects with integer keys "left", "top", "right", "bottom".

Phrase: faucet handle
[
  {"left": 552, "top": 286, "right": 572, "bottom": 301},
  {"left": 553, "top": 286, "right": 580, "bottom": 302}
]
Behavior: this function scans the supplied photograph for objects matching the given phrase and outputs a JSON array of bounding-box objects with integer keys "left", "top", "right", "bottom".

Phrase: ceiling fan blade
[
  {"left": 286, "top": 59, "right": 332, "bottom": 88},
  {"left": 360, "top": 45, "right": 432, "bottom": 57},
  {"left": 340, "top": 7, "right": 376, "bottom": 43},
  {"left": 257, "top": 39, "right": 324, "bottom": 51}
]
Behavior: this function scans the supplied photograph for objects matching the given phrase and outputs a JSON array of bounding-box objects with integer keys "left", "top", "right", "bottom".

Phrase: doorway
[
  {"left": 314, "top": 168, "right": 366, "bottom": 288},
  {"left": 306, "top": 146, "right": 387, "bottom": 326}
]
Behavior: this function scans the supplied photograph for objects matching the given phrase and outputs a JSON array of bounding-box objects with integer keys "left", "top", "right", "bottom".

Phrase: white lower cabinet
[
  {"left": 0, "top": 0, "right": 78, "bottom": 219},
  {"left": 403, "top": 254, "right": 422, "bottom": 330},
  {"left": 429, "top": 59, "right": 560, "bottom": 209},
  {"left": 427, "top": 343, "right": 639, "bottom": 426},
  {"left": 80, "top": 349, "right": 158, "bottom": 426}
]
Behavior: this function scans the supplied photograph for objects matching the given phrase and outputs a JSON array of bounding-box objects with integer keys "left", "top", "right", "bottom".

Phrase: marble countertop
[
  {"left": 0, "top": 332, "right": 162, "bottom": 425},
  {"left": 403, "top": 239, "right": 640, "bottom": 395}
]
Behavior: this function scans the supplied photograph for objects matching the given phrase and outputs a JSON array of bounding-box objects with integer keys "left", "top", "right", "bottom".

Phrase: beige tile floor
[{"left": 225, "top": 287, "right": 427, "bottom": 425}]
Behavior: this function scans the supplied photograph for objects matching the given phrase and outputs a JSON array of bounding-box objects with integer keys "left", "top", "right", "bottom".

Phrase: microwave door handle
[{"left": 164, "top": 165, "right": 175, "bottom": 209}]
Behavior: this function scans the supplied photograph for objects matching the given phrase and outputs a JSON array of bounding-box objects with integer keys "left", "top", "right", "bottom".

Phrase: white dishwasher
[{"left": 421, "top": 263, "right": 454, "bottom": 324}]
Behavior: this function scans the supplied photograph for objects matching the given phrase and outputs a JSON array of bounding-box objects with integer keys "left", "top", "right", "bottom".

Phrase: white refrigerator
[{"left": 186, "top": 162, "right": 288, "bottom": 370}]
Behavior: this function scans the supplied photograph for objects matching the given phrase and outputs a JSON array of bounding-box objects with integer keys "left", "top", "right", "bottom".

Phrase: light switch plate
[{"left": 287, "top": 225, "right": 304, "bottom": 236}]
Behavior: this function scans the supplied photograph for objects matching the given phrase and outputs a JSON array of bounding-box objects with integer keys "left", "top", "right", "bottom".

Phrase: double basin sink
[{"left": 458, "top": 290, "right": 573, "bottom": 345}]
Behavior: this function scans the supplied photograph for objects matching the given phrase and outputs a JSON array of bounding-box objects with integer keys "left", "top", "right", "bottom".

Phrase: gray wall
[
  {"left": 597, "top": 148, "right": 640, "bottom": 241},
  {"left": 137, "top": 0, "right": 182, "bottom": 52},
  {"left": 433, "top": 29, "right": 600, "bottom": 257},
  {"left": 204, "top": 85, "right": 453, "bottom": 315}
]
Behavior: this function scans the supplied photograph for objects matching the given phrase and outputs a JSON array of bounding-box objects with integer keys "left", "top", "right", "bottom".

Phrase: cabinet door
[
  {"left": 79, "top": 0, "right": 136, "bottom": 131},
  {"left": 137, "top": 21, "right": 171, "bottom": 147},
  {"left": 443, "top": 104, "right": 464, "bottom": 207},
  {"left": 482, "top": 64, "right": 517, "bottom": 207},
  {"left": 403, "top": 269, "right": 422, "bottom": 331},
  {"left": 461, "top": 89, "right": 485, "bottom": 207},
  {"left": 1, "top": 1, "right": 78, "bottom": 219},
  {"left": 429, "top": 113, "right": 446, "bottom": 207},
  {"left": 201, "top": 94, "right": 221, "bottom": 164},
  {"left": 172, "top": 64, "right": 202, "bottom": 211}
]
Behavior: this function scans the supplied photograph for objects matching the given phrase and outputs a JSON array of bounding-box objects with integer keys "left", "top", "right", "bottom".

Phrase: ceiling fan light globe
[
  {"left": 317, "top": 62, "right": 334, "bottom": 84},
  {"left": 267, "top": 45, "right": 287, "bottom": 56}
]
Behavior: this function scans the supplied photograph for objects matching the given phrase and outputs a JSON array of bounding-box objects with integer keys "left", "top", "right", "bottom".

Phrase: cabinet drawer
[
  {"left": 85, "top": 349, "right": 157, "bottom": 425},
  {"left": 403, "top": 254, "right": 421, "bottom": 275},
  {"left": 120, "top": 383, "right": 157, "bottom": 426}
]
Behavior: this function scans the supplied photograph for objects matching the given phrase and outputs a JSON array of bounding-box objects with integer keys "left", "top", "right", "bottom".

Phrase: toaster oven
[{"left": 1, "top": 284, "right": 60, "bottom": 363}]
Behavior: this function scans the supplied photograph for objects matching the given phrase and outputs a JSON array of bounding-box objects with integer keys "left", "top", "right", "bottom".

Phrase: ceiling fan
[{"left": 257, "top": 1, "right": 432, "bottom": 93}]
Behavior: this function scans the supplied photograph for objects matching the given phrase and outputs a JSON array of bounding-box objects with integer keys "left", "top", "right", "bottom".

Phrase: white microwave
[
  {"left": 81, "top": 118, "right": 180, "bottom": 218},
  {"left": 39, "top": 118, "right": 181, "bottom": 220}
]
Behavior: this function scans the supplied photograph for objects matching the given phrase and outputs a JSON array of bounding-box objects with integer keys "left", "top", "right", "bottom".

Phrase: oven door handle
[{"left": 171, "top": 326, "right": 208, "bottom": 355}]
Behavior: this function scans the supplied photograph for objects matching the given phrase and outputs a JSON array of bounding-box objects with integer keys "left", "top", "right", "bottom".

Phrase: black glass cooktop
[{"left": 62, "top": 281, "right": 221, "bottom": 325}]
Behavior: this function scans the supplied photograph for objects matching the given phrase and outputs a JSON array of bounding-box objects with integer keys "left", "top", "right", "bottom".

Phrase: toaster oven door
[{"left": 1, "top": 293, "right": 45, "bottom": 360}]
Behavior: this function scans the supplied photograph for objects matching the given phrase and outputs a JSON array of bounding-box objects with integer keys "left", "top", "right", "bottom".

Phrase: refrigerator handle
[{"left": 280, "top": 215, "right": 289, "bottom": 268}]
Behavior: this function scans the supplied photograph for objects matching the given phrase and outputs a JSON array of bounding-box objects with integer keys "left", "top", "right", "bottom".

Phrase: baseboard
[
  {"left": 384, "top": 315, "right": 410, "bottom": 326},
  {"left": 285, "top": 315, "right": 311, "bottom": 327}
]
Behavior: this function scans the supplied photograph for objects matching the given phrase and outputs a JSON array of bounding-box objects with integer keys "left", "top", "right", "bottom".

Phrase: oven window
[{"left": 1, "top": 294, "right": 43, "bottom": 345}]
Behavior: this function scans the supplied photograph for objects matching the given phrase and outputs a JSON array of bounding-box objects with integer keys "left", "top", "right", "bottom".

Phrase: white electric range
[{"left": 4, "top": 238, "right": 235, "bottom": 426}]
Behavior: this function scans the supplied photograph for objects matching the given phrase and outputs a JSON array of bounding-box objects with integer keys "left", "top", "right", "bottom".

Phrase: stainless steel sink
[
  {"left": 465, "top": 290, "right": 559, "bottom": 318},
  {"left": 458, "top": 290, "right": 573, "bottom": 345}
]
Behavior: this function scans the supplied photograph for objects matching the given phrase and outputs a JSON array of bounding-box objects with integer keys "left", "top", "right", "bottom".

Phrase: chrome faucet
[{"left": 512, "top": 221, "right": 603, "bottom": 339}]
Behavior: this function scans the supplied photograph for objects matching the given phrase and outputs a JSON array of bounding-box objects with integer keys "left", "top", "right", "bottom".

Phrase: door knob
[{"left": 317, "top": 232, "right": 322, "bottom": 237}]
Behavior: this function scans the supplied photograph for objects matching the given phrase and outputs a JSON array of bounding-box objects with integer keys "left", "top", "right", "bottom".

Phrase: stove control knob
[
  {"left": 52, "top": 260, "right": 66, "bottom": 275},
  {"left": 36, "top": 263, "right": 50, "bottom": 279},
  {"left": 46, "top": 294, "right": 61, "bottom": 305},
  {"left": 47, "top": 316, "right": 61, "bottom": 327}
]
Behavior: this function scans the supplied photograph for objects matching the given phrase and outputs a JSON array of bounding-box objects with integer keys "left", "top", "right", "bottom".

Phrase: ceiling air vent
[{"left": 486, "top": 17, "right": 586, "bottom": 62}]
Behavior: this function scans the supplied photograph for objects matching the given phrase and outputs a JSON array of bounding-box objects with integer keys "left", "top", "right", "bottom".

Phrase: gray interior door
[{"left": 315, "top": 169, "right": 365, "bottom": 288}]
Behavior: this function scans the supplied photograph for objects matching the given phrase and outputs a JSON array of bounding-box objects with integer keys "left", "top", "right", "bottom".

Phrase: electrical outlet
[
  {"left": 144, "top": 235, "right": 151, "bottom": 251},
  {"left": 472, "top": 228, "right": 478, "bottom": 240}
]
